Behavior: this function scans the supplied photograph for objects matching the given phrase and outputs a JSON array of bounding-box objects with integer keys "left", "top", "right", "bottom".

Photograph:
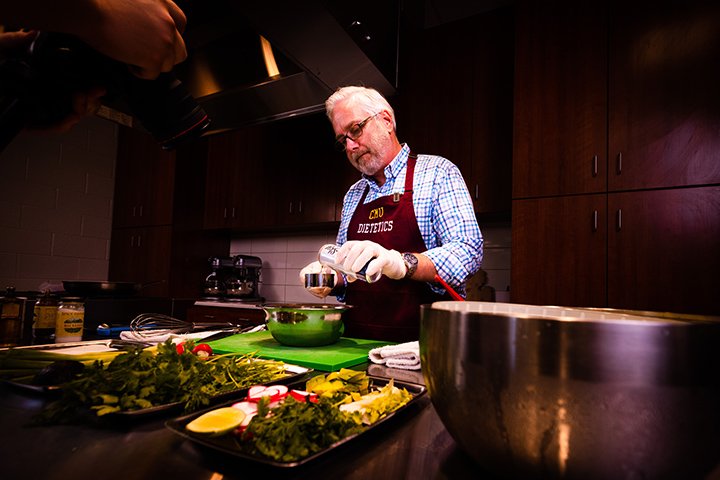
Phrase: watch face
[{"left": 403, "top": 253, "right": 418, "bottom": 277}]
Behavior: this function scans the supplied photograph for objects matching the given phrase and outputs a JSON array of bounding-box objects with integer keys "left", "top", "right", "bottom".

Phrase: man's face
[{"left": 331, "top": 103, "right": 392, "bottom": 177}]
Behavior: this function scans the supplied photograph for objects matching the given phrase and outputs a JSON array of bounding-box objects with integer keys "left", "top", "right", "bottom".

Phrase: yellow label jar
[{"left": 55, "top": 297, "right": 85, "bottom": 343}]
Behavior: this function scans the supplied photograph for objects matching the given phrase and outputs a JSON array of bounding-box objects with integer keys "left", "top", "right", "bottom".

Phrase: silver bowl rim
[
  {"left": 427, "top": 301, "right": 720, "bottom": 326},
  {"left": 262, "top": 302, "right": 352, "bottom": 311}
]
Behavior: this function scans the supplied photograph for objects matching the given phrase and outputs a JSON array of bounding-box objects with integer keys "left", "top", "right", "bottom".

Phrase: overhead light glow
[{"left": 260, "top": 35, "right": 280, "bottom": 78}]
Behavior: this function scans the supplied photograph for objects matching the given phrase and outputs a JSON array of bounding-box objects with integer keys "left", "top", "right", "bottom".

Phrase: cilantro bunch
[
  {"left": 35, "top": 340, "right": 286, "bottom": 424},
  {"left": 240, "top": 396, "right": 365, "bottom": 462}
]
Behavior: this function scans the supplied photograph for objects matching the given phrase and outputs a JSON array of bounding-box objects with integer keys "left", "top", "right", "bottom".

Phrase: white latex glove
[
  {"left": 338, "top": 240, "right": 407, "bottom": 281},
  {"left": 299, "top": 261, "right": 338, "bottom": 298}
]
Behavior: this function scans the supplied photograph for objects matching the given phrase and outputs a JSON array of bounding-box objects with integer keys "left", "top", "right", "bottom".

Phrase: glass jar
[
  {"left": 0, "top": 286, "right": 23, "bottom": 347},
  {"left": 55, "top": 297, "right": 85, "bottom": 343},
  {"left": 33, "top": 290, "right": 59, "bottom": 344}
]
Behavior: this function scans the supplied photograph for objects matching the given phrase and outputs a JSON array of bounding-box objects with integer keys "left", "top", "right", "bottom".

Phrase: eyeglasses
[{"left": 334, "top": 112, "right": 380, "bottom": 151}]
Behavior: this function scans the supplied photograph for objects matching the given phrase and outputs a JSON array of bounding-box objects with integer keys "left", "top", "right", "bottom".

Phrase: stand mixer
[{"left": 203, "top": 255, "right": 263, "bottom": 301}]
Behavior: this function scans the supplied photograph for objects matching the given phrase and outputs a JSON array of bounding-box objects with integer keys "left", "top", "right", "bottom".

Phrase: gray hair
[{"left": 325, "top": 86, "right": 396, "bottom": 129}]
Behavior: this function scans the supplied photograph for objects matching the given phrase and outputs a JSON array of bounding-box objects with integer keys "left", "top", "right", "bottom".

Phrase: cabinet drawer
[{"left": 186, "top": 306, "right": 265, "bottom": 327}]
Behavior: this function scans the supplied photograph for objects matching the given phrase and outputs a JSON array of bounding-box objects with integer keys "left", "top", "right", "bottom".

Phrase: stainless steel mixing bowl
[
  {"left": 262, "top": 303, "right": 351, "bottom": 347},
  {"left": 420, "top": 301, "right": 720, "bottom": 479}
]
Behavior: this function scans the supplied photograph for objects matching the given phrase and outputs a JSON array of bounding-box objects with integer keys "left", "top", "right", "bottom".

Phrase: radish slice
[
  {"left": 231, "top": 401, "right": 258, "bottom": 428},
  {"left": 247, "top": 385, "right": 268, "bottom": 400},
  {"left": 263, "top": 384, "right": 289, "bottom": 401},
  {"left": 289, "top": 389, "right": 319, "bottom": 403}
]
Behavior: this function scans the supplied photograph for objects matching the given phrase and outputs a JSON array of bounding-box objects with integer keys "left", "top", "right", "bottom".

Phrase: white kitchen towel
[{"left": 368, "top": 341, "right": 421, "bottom": 370}]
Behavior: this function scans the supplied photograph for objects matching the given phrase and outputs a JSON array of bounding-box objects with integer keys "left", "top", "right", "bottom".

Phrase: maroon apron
[{"left": 344, "top": 155, "right": 449, "bottom": 342}]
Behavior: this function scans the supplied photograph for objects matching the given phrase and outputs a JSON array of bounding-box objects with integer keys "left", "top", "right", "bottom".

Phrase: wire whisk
[{"left": 129, "top": 313, "right": 258, "bottom": 338}]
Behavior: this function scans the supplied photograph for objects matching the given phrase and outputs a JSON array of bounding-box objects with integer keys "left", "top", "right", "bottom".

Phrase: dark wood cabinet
[
  {"left": 511, "top": 0, "right": 720, "bottom": 315},
  {"left": 203, "top": 114, "right": 351, "bottom": 231},
  {"left": 512, "top": 0, "right": 607, "bottom": 198},
  {"left": 110, "top": 128, "right": 229, "bottom": 298},
  {"left": 109, "top": 226, "right": 173, "bottom": 297},
  {"left": 608, "top": 0, "right": 720, "bottom": 191},
  {"left": 511, "top": 194, "right": 607, "bottom": 307},
  {"left": 607, "top": 187, "right": 720, "bottom": 315},
  {"left": 397, "top": 7, "right": 514, "bottom": 217},
  {"left": 113, "top": 127, "right": 175, "bottom": 227}
]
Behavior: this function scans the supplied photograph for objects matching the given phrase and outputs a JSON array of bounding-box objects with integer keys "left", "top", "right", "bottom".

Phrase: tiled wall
[
  {"left": 230, "top": 225, "right": 512, "bottom": 303},
  {"left": 0, "top": 117, "right": 118, "bottom": 292}
]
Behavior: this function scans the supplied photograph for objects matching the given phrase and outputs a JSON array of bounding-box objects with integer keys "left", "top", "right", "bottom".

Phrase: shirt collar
[{"left": 360, "top": 143, "right": 411, "bottom": 187}]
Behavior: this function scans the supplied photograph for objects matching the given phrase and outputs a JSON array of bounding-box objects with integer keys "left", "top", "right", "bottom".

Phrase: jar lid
[{"left": 60, "top": 297, "right": 85, "bottom": 302}]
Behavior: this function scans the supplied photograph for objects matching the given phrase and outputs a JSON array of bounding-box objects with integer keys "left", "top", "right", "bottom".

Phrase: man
[{"left": 300, "top": 86, "right": 483, "bottom": 342}]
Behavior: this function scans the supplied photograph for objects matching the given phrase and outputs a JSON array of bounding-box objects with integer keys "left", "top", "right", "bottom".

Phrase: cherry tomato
[{"left": 192, "top": 343, "right": 213, "bottom": 358}]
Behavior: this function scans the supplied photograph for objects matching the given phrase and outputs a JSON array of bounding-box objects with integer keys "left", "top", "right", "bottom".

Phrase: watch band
[{"left": 402, "top": 252, "right": 419, "bottom": 279}]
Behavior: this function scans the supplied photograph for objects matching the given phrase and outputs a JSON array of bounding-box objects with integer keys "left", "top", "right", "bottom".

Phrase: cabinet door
[
  {"left": 608, "top": 187, "right": 720, "bottom": 315},
  {"left": 512, "top": 0, "right": 607, "bottom": 198},
  {"left": 609, "top": 0, "right": 720, "bottom": 191},
  {"left": 256, "top": 114, "right": 337, "bottom": 228},
  {"left": 204, "top": 131, "right": 243, "bottom": 229},
  {"left": 114, "top": 127, "right": 175, "bottom": 227},
  {"left": 511, "top": 194, "right": 607, "bottom": 307},
  {"left": 109, "top": 226, "right": 172, "bottom": 297},
  {"left": 469, "top": 8, "right": 514, "bottom": 215}
]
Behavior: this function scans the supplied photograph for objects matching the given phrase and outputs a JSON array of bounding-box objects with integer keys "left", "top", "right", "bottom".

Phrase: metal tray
[{"left": 165, "top": 375, "right": 427, "bottom": 467}]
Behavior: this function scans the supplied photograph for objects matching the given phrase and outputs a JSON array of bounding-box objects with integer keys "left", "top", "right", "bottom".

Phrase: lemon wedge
[{"left": 185, "top": 407, "right": 246, "bottom": 436}]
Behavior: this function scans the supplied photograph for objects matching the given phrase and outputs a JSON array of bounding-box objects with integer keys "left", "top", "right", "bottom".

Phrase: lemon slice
[{"left": 185, "top": 407, "right": 246, "bottom": 436}]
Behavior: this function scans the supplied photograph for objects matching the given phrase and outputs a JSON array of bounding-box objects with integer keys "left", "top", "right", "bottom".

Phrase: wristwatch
[{"left": 402, "top": 252, "right": 419, "bottom": 279}]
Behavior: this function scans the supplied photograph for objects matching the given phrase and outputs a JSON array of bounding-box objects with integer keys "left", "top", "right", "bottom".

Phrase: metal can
[
  {"left": 55, "top": 297, "right": 85, "bottom": 343},
  {"left": 317, "top": 244, "right": 382, "bottom": 283},
  {"left": 32, "top": 290, "right": 59, "bottom": 344}
]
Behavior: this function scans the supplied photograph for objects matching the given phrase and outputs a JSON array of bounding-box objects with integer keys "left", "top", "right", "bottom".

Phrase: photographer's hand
[
  {"left": 1, "top": 0, "right": 188, "bottom": 80},
  {"left": 76, "top": 0, "right": 188, "bottom": 80}
]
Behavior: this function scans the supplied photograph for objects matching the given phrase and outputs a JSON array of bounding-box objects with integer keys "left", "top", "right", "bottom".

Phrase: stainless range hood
[{"left": 172, "top": 0, "right": 399, "bottom": 134}]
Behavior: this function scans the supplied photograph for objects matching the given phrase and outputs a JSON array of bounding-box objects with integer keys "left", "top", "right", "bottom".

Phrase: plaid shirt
[{"left": 337, "top": 144, "right": 483, "bottom": 295}]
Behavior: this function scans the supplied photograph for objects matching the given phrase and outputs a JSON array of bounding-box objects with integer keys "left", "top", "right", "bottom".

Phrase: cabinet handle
[
  {"left": 592, "top": 210, "right": 598, "bottom": 232},
  {"left": 223, "top": 207, "right": 228, "bottom": 219},
  {"left": 298, "top": 200, "right": 302, "bottom": 214},
  {"left": 289, "top": 201, "right": 293, "bottom": 214},
  {"left": 203, "top": 315, "right": 216, "bottom": 320},
  {"left": 474, "top": 184, "right": 479, "bottom": 199},
  {"left": 139, "top": 205, "right": 143, "bottom": 217},
  {"left": 132, "top": 206, "right": 136, "bottom": 217},
  {"left": 616, "top": 209, "right": 623, "bottom": 231},
  {"left": 130, "top": 235, "right": 135, "bottom": 247},
  {"left": 137, "top": 234, "right": 142, "bottom": 247},
  {"left": 592, "top": 155, "right": 598, "bottom": 177},
  {"left": 616, "top": 152, "right": 623, "bottom": 175}
]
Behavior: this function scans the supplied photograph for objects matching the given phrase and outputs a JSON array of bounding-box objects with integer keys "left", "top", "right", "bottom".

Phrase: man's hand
[
  {"left": 338, "top": 240, "right": 406, "bottom": 281},
  {"left": 299, "top": 261, "right": 338, "bottom": 298}
]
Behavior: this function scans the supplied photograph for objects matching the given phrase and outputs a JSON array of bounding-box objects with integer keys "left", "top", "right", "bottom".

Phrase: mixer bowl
[
  {"left": 262, "top": 303, "right": 351, "bottom": 347},
  {"left": 420, "top": 301, "right": 720, "bottom": 479}
]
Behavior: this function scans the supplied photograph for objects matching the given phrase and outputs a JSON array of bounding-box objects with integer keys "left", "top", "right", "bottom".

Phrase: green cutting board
[{"left": 207, "top": 331, "right": 390, "bottom": 371}]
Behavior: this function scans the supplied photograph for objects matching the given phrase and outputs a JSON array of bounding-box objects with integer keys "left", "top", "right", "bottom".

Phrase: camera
[{"left": 0, "top": 31, "right": 210, "bottom": 152}]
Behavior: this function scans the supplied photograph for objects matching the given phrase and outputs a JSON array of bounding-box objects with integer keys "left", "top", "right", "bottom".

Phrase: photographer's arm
[{"left": 1, "top": 0, "right": 187, "bottom": 79}]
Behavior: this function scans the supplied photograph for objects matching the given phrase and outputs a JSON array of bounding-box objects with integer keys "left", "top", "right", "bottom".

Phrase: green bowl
[{"left": 262, "top": 303, "right": 351, "bottom": 347}]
